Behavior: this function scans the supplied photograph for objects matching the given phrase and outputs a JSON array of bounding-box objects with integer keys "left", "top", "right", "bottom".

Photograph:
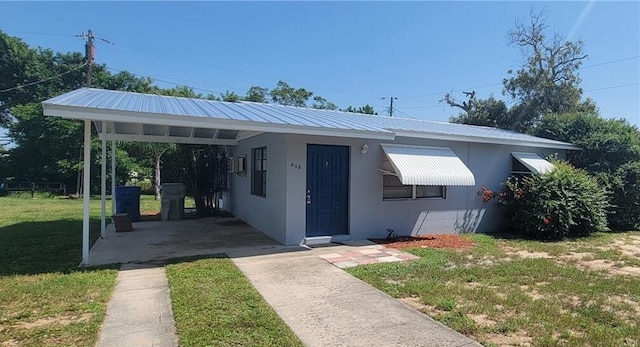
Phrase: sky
[{"left": 1, "top": 1, "right": 639, "bottom": 129}]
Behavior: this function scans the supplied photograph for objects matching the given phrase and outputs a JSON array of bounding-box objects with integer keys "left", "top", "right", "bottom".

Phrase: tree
[
  {"left": 502, "top": 9, "right": 595, "bottom": 131},
  {"left": 0, "top": 31, "right": 87, "bottom": 126},
  {"left": 221, "top": 90, "right": 241, "bottom": 102},
  {"left": 7, "top": 103, "right": 82, "bottom": 184},
  {"left": 533, "top": 112, "right": 640, "bottom": 229},
  {"left": 448, "top": 95, "right": 512, "bottom": 129},
  {"left": 121, "top": 141, "right": 176, "bottom": 200},
  {"left": 147, "top": 143, "right": 176, "bottom": 200},
  {"left": 157, "top": 85, "right": 202, "bottom": 98},
  {"left": 93, "top": 70, "right": 155, "bottom": 94},
  {"left": 343, "top": 104, "right": 377, "bottom": 115},
  {"left": 441, "top": 91, "right": 476, "bottom": 115},
  {"left": 270, "top": 80, "right": 313, "bottom": 107},
  {"left": 245, "top": 86, "right": 269, "bottom": 103},
  {"left": 312, "top": 96, "right": 338, "bottom": 110}
]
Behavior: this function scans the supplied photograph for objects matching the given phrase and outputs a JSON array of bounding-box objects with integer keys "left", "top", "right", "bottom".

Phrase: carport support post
[
  {"left": 111, "top": 139, "right": 116, "bottom": 215},
  {"left": 82, "top": 120, "right": 91, "bottom": 265},
  {"left": 100, "top": 121, "right": 106, "bottom": 238}
]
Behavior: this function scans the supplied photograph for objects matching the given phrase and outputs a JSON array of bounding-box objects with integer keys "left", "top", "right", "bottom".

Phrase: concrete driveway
[{"left": 87, "top": 217, "right": 298, "bottom": 266}]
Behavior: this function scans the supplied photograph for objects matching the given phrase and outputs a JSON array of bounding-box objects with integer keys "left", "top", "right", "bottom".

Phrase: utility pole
[
  {"left": 85, "top": 29, "right": 94, "bottom": 87},
  {"left": 381, "top": 97, "right": 398, "bottom": 117},
  {"left": 76, "top": 29, "right": 96, "bottom": 87},
  {"left": 74, "top": 29, "right": 96, "bottom": 197}
]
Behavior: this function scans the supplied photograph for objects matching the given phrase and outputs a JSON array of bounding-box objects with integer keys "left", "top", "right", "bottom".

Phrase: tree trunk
[{"left": 154, "top": 155, "right": 161, "bottom": 200}]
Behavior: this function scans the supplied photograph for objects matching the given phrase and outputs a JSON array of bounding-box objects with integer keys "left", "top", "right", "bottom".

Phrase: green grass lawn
[
  {"left": 1, "top": 194, "right": 302, "bottom": 346},
  {"left": 166, "top": 256, "right": 304, "bottom": 347},
  {"left": 0, "top": 194, "right": 159, "bottom": 346},
  {"left": 348, "top": 232, "right": 640, "bottom": 347}
]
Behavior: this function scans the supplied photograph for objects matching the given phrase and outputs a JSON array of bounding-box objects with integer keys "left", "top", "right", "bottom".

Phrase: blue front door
[{"left": 306, "top": 145, "right": 349, "bottom": 237}]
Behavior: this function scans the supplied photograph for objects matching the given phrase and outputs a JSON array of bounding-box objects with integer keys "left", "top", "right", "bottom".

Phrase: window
[
  {"left": 251, "top": 147, "right": 266, "bottom": 197},
  {"left": 382, "top": 174, "right": 445, "bottom": 200},
  {"left": 381, "top": 157, "right": 445, "bottom": 200}
]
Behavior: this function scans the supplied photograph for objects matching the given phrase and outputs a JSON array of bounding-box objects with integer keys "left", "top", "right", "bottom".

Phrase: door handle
[{"left": 306, "top": 190, "right": 312, "bottom": 204}]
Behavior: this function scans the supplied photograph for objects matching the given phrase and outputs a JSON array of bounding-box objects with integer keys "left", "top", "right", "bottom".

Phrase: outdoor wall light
[{"left": 361, "top": 143, "right": 369, "bottom": 156}]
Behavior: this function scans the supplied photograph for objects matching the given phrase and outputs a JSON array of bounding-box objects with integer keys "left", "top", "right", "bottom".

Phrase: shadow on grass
[
  {"left": 162, "top": 253, "right": 228, "bottom": 265},
  {"left": 0, "top": 218, "right": 106, "bottom": 276},
  {"left": 481, "top": 229, "right": 632, "bottom": 243}
]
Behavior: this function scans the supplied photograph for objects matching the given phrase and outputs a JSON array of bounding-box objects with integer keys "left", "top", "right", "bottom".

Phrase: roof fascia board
[
  {"left": 43, "top": 104, "right": 395, "bottom": 141},
  {"left": 235, "top": 131, "right": 265, "bottom": 141},
  {"left": 393, "top": 131, "right": 580, "bottom": 150},
  {"left": 98, "top": 133, "right": 238, "bottom": 145}
]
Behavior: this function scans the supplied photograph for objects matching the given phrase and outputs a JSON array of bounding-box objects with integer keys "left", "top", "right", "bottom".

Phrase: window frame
[
  {"left": 251, "top": 147, "right": 267, "bottom": 197},
  {"left": 382, "top": 173, "right": 446, "bottom": 201}
]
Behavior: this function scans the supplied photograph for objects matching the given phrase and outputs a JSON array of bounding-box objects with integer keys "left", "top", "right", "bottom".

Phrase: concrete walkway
[
  {"left": 96, "top": 263, "right": 178, "bottom": 347},
  {"left": 230, "top": 245, "right": 482, "bottom": 347}
]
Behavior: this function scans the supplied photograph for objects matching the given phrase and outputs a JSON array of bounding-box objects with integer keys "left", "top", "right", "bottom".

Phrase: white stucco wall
[
  {"left": 231, "top": 132, "right": 564, "bottom": 245},
  {"left": 229, "top": 133, "right": 288, "bottom": 244}
]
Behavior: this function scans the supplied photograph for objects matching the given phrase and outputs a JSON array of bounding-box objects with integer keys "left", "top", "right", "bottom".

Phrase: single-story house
[{"left": 43, "top": 88, "right": 578, "bottom": 263}]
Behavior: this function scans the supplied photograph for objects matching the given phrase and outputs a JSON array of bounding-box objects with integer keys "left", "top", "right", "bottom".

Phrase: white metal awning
[
  {"left": 380, "top": 144, "right": 475, "bottom": 186},
  {"left": 512, "top": 152, "right": 554, "bottom": 174}
]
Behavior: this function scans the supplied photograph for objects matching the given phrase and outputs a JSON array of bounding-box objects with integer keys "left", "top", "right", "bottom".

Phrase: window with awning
[
  {"left": 511, "top": 152, "right": 554, "bottom": 174},
  {"left": 379, "top": 144, "right": 475, "bottom": 200}
]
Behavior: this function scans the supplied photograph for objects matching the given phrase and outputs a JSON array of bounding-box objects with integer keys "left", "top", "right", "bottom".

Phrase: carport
[
  {"left": 41, "top": 89, "right": 268, "bottom": 265},
  {"left": 86, "top": 217, "right": 283, "bottom": 266},
  {"left": 42, "top": 88, "right": 388, "bottom": 265}
]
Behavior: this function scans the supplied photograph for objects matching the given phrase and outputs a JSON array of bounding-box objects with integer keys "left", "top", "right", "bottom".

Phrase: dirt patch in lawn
[
  {"left": 12, "top": 313, "right": 93, "bottom": 330},
  {"left": 506, "top": 250, "right": 553, "bottom": 259},
  {"left": 371, "top": 234, "right": 474, "bottom": 250},
  {"left": 504, "top": 246, "right": 640, "bottom": 278},
  {"left": 467, "top": 313, "right": 498, "bottom": 327},
  {"left": 399, "top": 297, "right": 530, "bottom": 346},
  {"left": 483, "top": 333, "right": 532, "bottom": 347},
  {"left": 610, "top": 236, "right": 640, "bottom": 257}
]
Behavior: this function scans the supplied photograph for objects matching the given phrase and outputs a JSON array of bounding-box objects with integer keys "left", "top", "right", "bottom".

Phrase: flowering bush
[{"left": 481, "top": 161, "right": 610, "bottom": 239}]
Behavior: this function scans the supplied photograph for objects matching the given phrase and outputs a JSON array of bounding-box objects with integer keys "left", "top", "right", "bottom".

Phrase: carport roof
[{"left": 43, "top": 88, "right": 579, "bottom": 149}]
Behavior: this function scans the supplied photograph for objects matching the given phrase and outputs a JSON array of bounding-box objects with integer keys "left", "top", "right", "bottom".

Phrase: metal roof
[
  {"left": 512, "top": 152, "right": 555, "bottom": 174},
  {"left": 43, "top": 88, "right": 579, "bottom": 149},
  {"left": 380, "top": 144, "right": 476, "bottom": 186}
]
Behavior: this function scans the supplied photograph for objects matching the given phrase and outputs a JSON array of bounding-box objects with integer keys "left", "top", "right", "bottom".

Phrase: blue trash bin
[{"left": 114, "top": 186, "right": 141, "bottom": 222}]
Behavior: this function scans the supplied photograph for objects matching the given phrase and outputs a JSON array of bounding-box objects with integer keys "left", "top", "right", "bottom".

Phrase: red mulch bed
[{"left": 370, "top": 234, "right": 474, "bottom": 250}]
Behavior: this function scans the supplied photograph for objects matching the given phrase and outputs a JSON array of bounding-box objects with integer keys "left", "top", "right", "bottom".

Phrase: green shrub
[
  {"left": 607, "top": 161, "right": 640, "bottom": 230},
  {"left": 533, "top": 112, "right": 640, "bottom": 230},
  {"left": 501, "top": 161, "right": 610, "bottom": 239}
]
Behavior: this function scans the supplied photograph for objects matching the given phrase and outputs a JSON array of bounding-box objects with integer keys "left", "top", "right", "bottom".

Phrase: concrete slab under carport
[{"left": 86, "top": 216, "right": 301, "bottom": 266}]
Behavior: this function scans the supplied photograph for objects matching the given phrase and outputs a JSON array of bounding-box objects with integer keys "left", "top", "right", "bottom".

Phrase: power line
[
  {"left": 2, "top": 29, "right": 75, "bottom": 38},
  {"left": 581, "top": 55, "right": 640, "bottom": 69},
  {"left": 397, "top": 82, "right": 503, "bottom": 99},
  {"left": 396, "top": 56, "right": 640, "bottom": 100},
  {"left": 0, "top": 62, "right": 87, "bottom": 93},
  {"left": 399, "top": 105, "right": 445, "bottom": 109},
  {"left": 105, "top": 66, "right": 228, "bottom": 95},
  {"left": 584, "top": 82, "right": 639, "bottom": 92},
  {"left": 392, "top": 108, "right": 418, "bottom": 119},
  {"left": 107, "top": 67, "right": 245, "bottom": 93}
]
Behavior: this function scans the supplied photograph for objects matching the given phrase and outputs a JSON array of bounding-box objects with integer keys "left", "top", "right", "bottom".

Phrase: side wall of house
[
  {"left": 229, "top": 133, "right": 288, "bottom": 244},
  {"left": 232, "top": 133, "right": 564, "bottom": 246}
]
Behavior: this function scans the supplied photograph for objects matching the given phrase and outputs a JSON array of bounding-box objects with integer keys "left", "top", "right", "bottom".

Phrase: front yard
[
  {"left": 0, "top": 195, "right": 301, "bottom": 346},
  {"left": 166, "top": 256, "right": 304, "bottom": 347},
  {"left": 349, "top": 232, "right": 640, "bottom": 346}
]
